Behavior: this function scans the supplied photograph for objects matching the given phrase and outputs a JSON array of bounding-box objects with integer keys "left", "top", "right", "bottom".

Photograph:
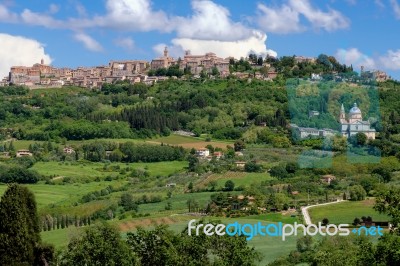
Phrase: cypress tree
[{"left": 0, "top": 184, "right": 41, "bottom": 265}]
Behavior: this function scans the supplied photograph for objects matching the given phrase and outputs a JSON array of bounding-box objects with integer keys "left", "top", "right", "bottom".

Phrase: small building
[
  {"left": 213, "top": 151, "right": 223, "bottom": 159},
  {"left": 16, "top": 150, "right": 33, "bottom": 157},
  {"left": 63, "top": 147, "right": 75, "bottom": 154},
  {"left": 235, "top": 161, "right": 246, "bottom": 169},
  {"left": 235, "top": 151, "right": 244, "bottom": 157},
  {"left": 166, "top": 183, "right": 176, "bottom": 188},
  {"left": 196, "top": 148, "right": 210, "bottom": 158},
  {"left": 321, "top": 175, "right": 336, "bottom": 184},
  {"left": 308, "top": 110, "right": 320, "bottom": 118}
]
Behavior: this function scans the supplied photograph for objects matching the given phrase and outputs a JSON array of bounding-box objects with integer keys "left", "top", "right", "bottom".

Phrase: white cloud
[
  {"left": 257, "top": 3, "right": 303, "bottom": 34},
  {"left": 290, "top": 0, "right": 350, "bottom": 31},
  {"left": 174, "top": 0, "right": 255, "bottom": 41},
  {"left": 0, "top": 4, "right": 18, "bottom": 22},
  {"left": 21, "top": 9, "right": 65, "bottom": 28},
  {"left": 89, "top": 0, "right": 171, "bottom": 32},
  {"left": 156, "top": 32, "right": 277, "bottom": 59},
  {"left": 73, "top": 32, "right": 103, "bottom": 52},
  {"left": 114, "top": 37, "right": 135, "bottom": 51},
  {"left": 0, "top": 33, "right": 52, "bottom": 77},
  {"left": 390, "top": 0, "right": 400, "bottom": 19},
  {"left": 379, "top": 49, "right": 400, "bottom": 70},
  {"left": 335, "top": 48, "right": 376, "bottom": 70},
  {"left": 257, "top": 0, "right": 349, "bottom": 33}
]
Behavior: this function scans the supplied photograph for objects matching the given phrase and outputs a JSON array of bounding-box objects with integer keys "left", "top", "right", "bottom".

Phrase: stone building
[{"left": 340, "top": 103, "right": 376, "bottom": 139}]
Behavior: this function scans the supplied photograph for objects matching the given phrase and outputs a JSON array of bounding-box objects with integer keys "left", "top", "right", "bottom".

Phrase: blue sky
[{"left": 0, "top": 0, "right": 399, "bottom": 79}]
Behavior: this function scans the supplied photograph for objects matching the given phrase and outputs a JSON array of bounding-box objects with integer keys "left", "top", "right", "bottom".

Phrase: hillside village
[{"left": 2, "top": 47, "right": 390, "bottom": 89}]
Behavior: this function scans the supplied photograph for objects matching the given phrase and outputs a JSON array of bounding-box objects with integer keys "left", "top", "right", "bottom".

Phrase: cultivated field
[{"left": 308, "top": 199, "right": 390, "bottom": 224}]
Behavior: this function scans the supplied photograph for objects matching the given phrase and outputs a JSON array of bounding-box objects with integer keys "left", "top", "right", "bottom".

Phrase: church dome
[{"left": 349, "top": 103, "right": 361, "bottom": 115}]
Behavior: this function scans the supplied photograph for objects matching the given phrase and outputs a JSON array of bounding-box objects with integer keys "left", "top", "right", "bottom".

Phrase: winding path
[{"left": 301, "top": 200, "right": 347, "bottom": 225}]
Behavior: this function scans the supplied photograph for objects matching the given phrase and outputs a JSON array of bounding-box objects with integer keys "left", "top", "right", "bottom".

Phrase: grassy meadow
[{"left": 308, "top": 199, "right": 390, "bottom": 224}]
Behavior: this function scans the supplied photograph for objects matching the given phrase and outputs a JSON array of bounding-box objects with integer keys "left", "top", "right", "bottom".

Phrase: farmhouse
[
  {"left": 196, "top": 148, "right": 210, "bottom": 158},
  {"left": 16, "top": 149, "right": 33, "bottom": 157}
]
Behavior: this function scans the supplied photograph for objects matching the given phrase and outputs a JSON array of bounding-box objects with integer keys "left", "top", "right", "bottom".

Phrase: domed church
[{"left": 339, "top": 103, "right": 376, "bottom": 139}]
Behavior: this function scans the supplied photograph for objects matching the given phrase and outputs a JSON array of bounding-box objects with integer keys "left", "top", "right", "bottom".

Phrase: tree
[
  {"left": 375, "top": 233, "right": 400, "bottom": 265},
  {"left": 355, "top": 132, "right": 367, "bottom": 146},
  {"left": 120, "top": 193, "right": 138, "bottom": 212},
  {"left": 372, "top": 166, "right": 393, "bottom": 183},
  {"left": 187, "top": 155, "right": 199, "bottom": 172},
  {"left": 208, "top": 180, "right": 218, "bottom": 191},
  {"left": 211, "top": 66, "right": 220, "bottom": 76},
  {"left": 60, "top": 222, "right": 136, "bottom": 266},
  {"left": 225, "top": 180, "right": 235, "bottom": 191},
  {"left": 269, "top": 165, "right": 288, "bottom": 179},
  {"left": 245, "top": 162, "right": 263, "bottom": 172},
  {"left": 353, "top": 217, "right": 361, "bottom": 226},
  {"left": 285, "top": 162, "right": 298, "bottom": 174},
  {"left": 0, "top": 184, "right": 53, "bottom": 265},
  {"left": 187, "top": 181, "right": 194, "bottom": 192},
  {"left": 322, "top": 218, "right": 329, "bottom": 226},
  {"left": 234, "top": 139, "right": 245, "bottom": 151},
  {"left": 348, "top": 185, "right": 367, "bottom": 201},
  {"left": 374, "top": 186, "right": 400, "bottom": 231}
]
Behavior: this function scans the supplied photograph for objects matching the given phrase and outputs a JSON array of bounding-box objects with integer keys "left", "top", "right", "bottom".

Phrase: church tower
[
  {"left": 339, "top": 103, "right": 346, "bottom": 123},
  {"left": 163, "top": 46, "right": 168, "bottom": 57}
]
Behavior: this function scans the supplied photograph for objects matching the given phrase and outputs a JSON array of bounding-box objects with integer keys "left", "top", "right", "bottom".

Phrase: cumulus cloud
[
  {"left": 0, "top": 33, "right": 52, "bottom": 77},
  {"left": 257, "top": 0, "right": 349, "bottom": 33},
  {"left": 87, "top": 0, "right": 170, "bottom": 32},
  {"left": 257, "top": 3, "right": 303, "bottom": 34},
  {"left": 114, "top": 37, "right": 135, "bottom": 51},
  {"left": 390, "top": 0, "right": 400, "bottom": 19},
  {"left": 155, "top": 32, "right": 277, "bottom": 59},
  {"left": 335, "top": 48, "right": 376, "bottom": 70},
  {"left": 379, "top": 49, "right": 400, "bottom": 70},
  {"left": 73, "top": 32, "right": 103, "bottom": 52},
  {"left": 174, "top": 0, "right": 255, "bottom": 41},
  {"left": 169, "top": 0, "right": 277, "bottom": 59}
]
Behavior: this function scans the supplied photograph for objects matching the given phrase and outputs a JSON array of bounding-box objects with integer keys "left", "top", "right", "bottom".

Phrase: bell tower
[
  {"left": 340, "top": 103, "right": 346, "bottom": 123},
  {"left": 163, "top": 46, "right": 168, "bottom": 57}
]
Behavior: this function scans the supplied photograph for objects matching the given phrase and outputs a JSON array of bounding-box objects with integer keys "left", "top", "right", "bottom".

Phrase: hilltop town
[{"left": 2, "top": 47, "right": 390, "bottom": 89}]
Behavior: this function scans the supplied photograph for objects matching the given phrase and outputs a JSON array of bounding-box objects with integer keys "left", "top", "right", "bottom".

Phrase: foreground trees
[
  {"left": 0, "top": 184, "right": 54, "bottom": 265},
  {"left": 127, "top": 224, "right": 261, "bottom": 266},
  {"left": 58, "top": 222, "right": 261, "bottom": 266},
  {"left": 60, "top": 223, "right": 136, "bottom": 266}
]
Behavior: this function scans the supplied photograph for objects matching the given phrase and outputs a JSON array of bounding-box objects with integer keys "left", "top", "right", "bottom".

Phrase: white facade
[{"left": 340, "top": 103, "right": 376, "bottom": 139}]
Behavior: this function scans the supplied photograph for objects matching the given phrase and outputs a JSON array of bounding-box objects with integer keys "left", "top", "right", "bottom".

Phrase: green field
[
  {"left": 201, "top": 171, "right": 275, "bottom": 189},
  {"left": 308, "top": 199, "right": 390, "bottom": 224},
  {"left": 31, "top": 161, "right": 187, "bottom": 179},
  {"left": 216, "top": 172, "right": 274, "bottom": 187},
  {"left": 0, "top": 182, "right": 122, "bottom": 208},
  {"left": 150, "top": 134, "right": 232, "bottom": 149}
]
